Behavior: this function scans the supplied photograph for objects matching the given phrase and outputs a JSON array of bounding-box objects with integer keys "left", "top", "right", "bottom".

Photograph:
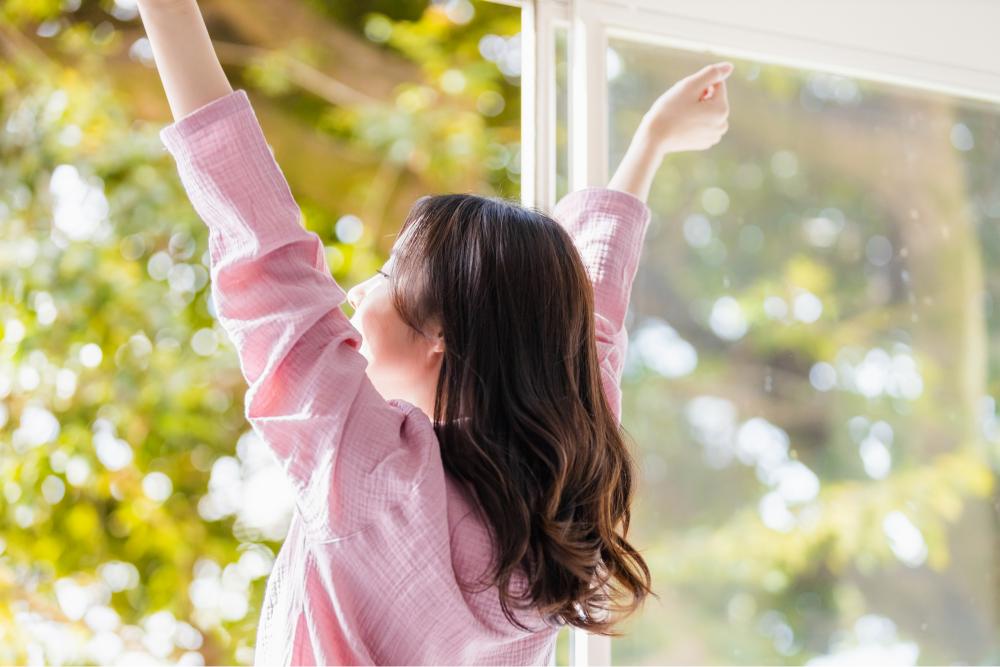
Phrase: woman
[{"left": 138, "top": 0, "right": 732, "bottom": 663}]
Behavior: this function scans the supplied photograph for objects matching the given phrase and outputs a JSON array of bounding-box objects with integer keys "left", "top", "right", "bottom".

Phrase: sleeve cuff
[
  {"left": 159, "top": 89, "right": 251, "bottom": 156},
  {"left": 552, "top": 186, "right": 651, "bottom": 223},
  {"left": 552, "top": 186, "right": 653, "bottom": 260}
]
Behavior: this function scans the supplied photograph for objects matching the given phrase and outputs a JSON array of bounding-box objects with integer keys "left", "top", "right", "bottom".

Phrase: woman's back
[{"left": 253, "top": 418, "right": 560, "bottom": 665}]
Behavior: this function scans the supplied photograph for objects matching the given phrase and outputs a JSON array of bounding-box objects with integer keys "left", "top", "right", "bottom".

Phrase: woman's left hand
[
  {"left": 607, "top": 62, "right": 734, "bottom": 202},
  {"left": 638, "top": 61, "right": 733, "bottom": 157}
]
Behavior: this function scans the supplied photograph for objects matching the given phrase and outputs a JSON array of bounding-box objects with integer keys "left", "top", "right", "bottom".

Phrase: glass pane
[
  {"left": 555, "top": 26, "right": 570, "bottom": 203},
  {"left": 608, "top": 38, "right": 1000, "bottom": 665},
  {"left": 554, "top": 624, "right": 570, "bottom": 666}
]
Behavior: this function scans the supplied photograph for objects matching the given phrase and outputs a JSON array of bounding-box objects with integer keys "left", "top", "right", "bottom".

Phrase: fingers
[
  {"left": 699, "top": 82, "right": 730, "bottom": 125},
  {"left": 700, "top": 81, "right": 724, "bottom": 101},
  {"left": 714, "top": 79, "right": 729, "bottom": 111},
  {"left": 686, "top": 61, "right": 734, "bottom": 91}
]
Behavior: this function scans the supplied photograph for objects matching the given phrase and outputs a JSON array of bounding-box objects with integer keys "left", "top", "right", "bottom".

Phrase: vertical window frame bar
[
  {"left": 568, "top": 2, "right": 610, "bottom": 662},
  {"left": 519, "top": 0, "right": 561, "bottom": 211},
  {"left": 567, "top": 0, "right": 609, "bottom": 191}
]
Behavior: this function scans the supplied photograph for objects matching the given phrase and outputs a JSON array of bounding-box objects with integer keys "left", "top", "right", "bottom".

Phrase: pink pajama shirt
[{"left": 159, "top": 89, "right": 651, "bottom": 666}]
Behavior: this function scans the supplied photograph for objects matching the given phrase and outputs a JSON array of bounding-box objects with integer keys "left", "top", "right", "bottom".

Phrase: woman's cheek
[
  {"left": 358, "top": 314, "right": 413, "bottom": 400},
  {"left": 357, "top": 300, "right": 396, "bottom": 363},
  {"left": 357, "top": 307, "right": 381, "bottom": 360}
]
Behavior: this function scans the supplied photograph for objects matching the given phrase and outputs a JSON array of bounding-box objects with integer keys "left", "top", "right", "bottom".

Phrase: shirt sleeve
[
  {"left": 159, "top": 89, "right": 433, "bottom": 541},
  {"left": 551, "top": 187, "right": 652, "bottom": 422}
]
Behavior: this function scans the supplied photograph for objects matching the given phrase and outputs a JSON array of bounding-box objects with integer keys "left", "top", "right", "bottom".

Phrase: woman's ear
[
  {"left": 430, "top": 330, "right": 445, "bottom": 355},
  {"left": 420, "top": 321, "right": 445, "bottom": 356}
]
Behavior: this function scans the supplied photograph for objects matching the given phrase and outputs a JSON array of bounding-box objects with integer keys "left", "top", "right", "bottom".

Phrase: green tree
[
  {"left": 0, "top": 1, "right": 522, "bottom": 663},
  {"left": 606, "top": 42, "right": 1000, "bottom": 664}
]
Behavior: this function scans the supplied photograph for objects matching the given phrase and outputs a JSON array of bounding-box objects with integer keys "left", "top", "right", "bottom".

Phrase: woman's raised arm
[
  {"left": 551, "top": 62, "right": 733, "bottom": 419},
  {"left": 136, "top": 0, "right": 233, "bottom": 120},
  {"left": 143, "top": 1, "right": 434, "bottom": 542}
]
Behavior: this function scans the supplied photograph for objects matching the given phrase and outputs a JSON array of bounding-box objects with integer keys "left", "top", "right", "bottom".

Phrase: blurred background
[
  {"left": 3, "top": 0, "right": 1000, "bottom": 665},
  {"left": 0, "top": 0, "right": 522, "bottom": 663},
  {"left": 597, "top": 40, "right": 1000, "bottom": 666}
]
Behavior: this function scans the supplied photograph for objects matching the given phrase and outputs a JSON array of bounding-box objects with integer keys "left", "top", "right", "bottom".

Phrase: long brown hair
[{"left": 388, "top": 193, "right": 656, "bottom": 635}]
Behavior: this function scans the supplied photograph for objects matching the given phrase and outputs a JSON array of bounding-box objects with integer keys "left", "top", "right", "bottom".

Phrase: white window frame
[{"left": 488, "top": 0, "right": 1000, "bottom": 664}]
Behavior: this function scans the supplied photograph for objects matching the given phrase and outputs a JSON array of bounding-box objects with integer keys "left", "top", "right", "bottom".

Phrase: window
[
  {"left": 504, "top": 0, "right": 1000, "bottom": 664},
  {"left": 610, "top": 39, "right": 1000, "bottom": 666}
]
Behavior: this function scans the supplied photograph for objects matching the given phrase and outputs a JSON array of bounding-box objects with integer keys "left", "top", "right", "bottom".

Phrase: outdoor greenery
[
  {"left": 605, "top": 42, "right": 1000, "bottom": 665},
  {"left": 0, "top": 0, "right": 526, "bottom": 663},
  {"left": 3, "top": 0, "right": 1000, "bottom": 665}
]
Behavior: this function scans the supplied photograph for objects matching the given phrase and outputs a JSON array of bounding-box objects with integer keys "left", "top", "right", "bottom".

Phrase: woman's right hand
[{"left": 638, "top": 61, "right": 733, "bottom": 156}]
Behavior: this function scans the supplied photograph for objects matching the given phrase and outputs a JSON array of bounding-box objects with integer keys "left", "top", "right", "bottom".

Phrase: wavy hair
[{"left": 388, "top": 193, "right": 656, "bottom": 635}]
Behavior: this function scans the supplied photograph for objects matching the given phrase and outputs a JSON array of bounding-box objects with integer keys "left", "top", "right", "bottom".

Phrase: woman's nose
[
  {"left": 347, "top": 283, "right": 364, "bottom": 310},
  {"left": 347, "top": 274, "right": 380, "bottom": 310}
]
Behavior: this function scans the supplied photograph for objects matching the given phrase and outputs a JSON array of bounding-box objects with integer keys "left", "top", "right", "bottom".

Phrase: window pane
[
  {"left": 555, "top": 26, "right": 569, "bottom": 203},
  {"left": 608, "top": 38, "right": 1000, "bottom": 665}
]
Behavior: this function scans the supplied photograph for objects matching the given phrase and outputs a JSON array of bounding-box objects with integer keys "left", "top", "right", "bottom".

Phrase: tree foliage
[
  {"left": 0, "top": 1, "right": 522, "bottom": 663},
  {"left": 607, "top": 42, "right": 1000, "bottom": 664}
]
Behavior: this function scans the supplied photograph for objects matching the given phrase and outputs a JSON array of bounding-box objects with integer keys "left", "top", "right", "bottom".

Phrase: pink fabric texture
[{"left": 159, "top": 89, "right": 651, "bottom": 666}]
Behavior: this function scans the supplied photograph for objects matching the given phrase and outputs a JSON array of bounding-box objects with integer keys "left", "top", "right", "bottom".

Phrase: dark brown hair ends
[{"left": 389, "top": 193, "right": 656, "bottom": 636}]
